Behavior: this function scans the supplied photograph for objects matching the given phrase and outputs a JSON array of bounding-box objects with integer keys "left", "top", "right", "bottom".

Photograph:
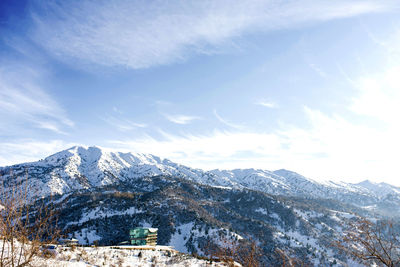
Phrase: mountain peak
[
  {"left": 357, "top": 179, "right": 375, "bottom": 185},
  {"left": 44, "top": 145, "right": 103, "bottom": 164}
]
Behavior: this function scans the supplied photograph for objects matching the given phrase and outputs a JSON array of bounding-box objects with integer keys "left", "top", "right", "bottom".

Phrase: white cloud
[
  {"left": 255, "top": 100, "right": 278, "bottom": 108},
  {"left": 29, "top": 0, "right": 395, "bottom": 69},
  {"left": 0, "top": 64, "right": 74, "bottom": 135},
  {"left": 163, "top": 114, "right": 201, "bottom": 124},
  {"left": 108, "top": 63, "right": 400, "bottom": 185},
  {"left": 350, "top": 66, "right": 400, "bottom": 124},
  {"left": 0, "top": 140, "right": 76, "bottom": 166},
  {"left": 109, "top": 130, "right": 283, "bottom": 168}
]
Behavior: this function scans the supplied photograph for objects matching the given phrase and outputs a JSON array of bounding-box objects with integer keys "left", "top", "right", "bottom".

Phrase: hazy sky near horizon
[{"left": 1, "top": 0, "right": 400, "bottom": 185}]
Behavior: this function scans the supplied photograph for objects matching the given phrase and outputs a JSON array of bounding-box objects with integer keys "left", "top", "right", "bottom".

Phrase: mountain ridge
[{"left": 1, "top": 145, "right": 400, "bottom": 214}]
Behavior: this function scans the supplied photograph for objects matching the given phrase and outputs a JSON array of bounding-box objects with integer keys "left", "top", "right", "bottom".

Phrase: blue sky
[{"left": 1, "top": 0, "right": 400, "bottom": 184}]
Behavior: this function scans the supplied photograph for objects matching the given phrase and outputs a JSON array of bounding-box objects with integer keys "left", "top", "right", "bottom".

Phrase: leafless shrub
[
  {"left": 80, "top": 247, "right": 88, "bottom": 260},
  {"left": 167, "top": 253, "right": 185, "bottom": 264},
  {"left": 275, "top": 248, "right": 309, "bottom": 267},
  {"left": 0, "top": 174, "right": 59, "bottom": 267},
  {"left": 336, "top": 218, "right": 400, "bottom": 267},
  {"left": 206, "top": 237, "right": 262, "bottom": 267},
  {"left": 103, "top": 252, "right": 109, "bottom": 265},
  {"left": 117, "top": 255, "right": 124, "bottom": 267},
  {"left": 76, "top": 252, "right": 82, "bottom": 262}
]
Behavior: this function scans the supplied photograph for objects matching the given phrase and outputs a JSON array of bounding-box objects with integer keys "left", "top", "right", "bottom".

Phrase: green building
[{"left": 129, "top": 227, "right": 158, "bottom": 246}]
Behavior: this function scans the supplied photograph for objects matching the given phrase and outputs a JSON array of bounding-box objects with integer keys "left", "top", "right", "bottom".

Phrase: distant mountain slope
[
  {"left": 1, "top": 146, "right": 400, "bottom": 214},
  {"left": 356, "top": 179, "right": 400, "bottom": 197}
]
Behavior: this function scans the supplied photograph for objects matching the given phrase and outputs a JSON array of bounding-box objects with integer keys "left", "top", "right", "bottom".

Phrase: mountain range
[{"left": 1, "top": 146, "right": 400, "bottom": 214}]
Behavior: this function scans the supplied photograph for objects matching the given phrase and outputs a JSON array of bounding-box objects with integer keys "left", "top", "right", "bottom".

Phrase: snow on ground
[
  {"left": 255, "top": 208, "right": 282, "bottom": 222},
  {"left": 273, "top": 229, "right": 341, "bottom": 266},
  {"left": 293, "top": 209, "right": 324, "bottom": 221},
  {"left": 52, "top": 192, "right": 72, "bottom": 204},
  {"left": 255, "top": 207, "right": 268, "bottom": 215},
  {"left": 362, "top": 205, "right": 377, "bottom": 210},
  {"left": 68, "top": 206, "right": 143, "bottom": 225},
  {"left": 1, "top": 238, "right": 234, "bottom": 266},
  {"left": 168, "top": 222, "right": 244, "bottom": 256},
  {"left": 74, "top": 228, "right": 101, "bottom": 245},
  {"left": 277, "top": 229, "right": 322, "bottom": 251},
  {"left": 32, "top": 245, "right": 234, "bottom": 267},
  {"left": 270, "top": 212, "right": 280, "bottom": 221},
  {"left": 169, "top": 222, "right": 194, "bottom": 253},
  {"left": 328, "top": 210, "right": 356, "bottom": 220},
  {"left": 140, "top": 221, "right": 154, "bottom": 228}
]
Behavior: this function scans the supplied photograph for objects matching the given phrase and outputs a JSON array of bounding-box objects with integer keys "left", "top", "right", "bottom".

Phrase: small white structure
[{"left": 59, "top": 238, "right": 79, "bottom": 246}]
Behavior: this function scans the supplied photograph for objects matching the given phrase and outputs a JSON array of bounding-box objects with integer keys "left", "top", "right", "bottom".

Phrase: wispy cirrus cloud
[
  {"left": 102, "top": 114, "right": 147, "bottom": 131},
  {"left": 213, "top": 109, "right": 243, "bottom": 129},
  {"left": 0, "top": 63, "right": 74, "bottom": 136},
  {"left": 308, "top": 63, "right": 328, "bottom": 78},
  {"left": 28, "top": 0, "right": 395, "bottom": 70},
  {"left": 163, "top": 113, "right": 201, "bottom": 125},
  {"left": 255, "top": 100, "right": 278, "bottom": 108}
]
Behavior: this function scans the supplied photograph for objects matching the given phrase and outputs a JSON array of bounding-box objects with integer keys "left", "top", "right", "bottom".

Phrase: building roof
[{"left": 131, "top": 227, "right": 158, "bottom": 232}]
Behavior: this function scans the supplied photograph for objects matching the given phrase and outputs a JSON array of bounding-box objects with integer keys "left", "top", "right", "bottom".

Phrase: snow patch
[{"left": 169, "top": 222, "right": 194, "bottom": 253}]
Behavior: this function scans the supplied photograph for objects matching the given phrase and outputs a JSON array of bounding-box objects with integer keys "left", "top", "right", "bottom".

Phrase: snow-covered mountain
[
  {"left": 3, "top": 146, "right": 400, "bottom": 266},
  {"left": 0, "top": 146, "right": 208, "bottom": 197},
  {"left": 1, "top": 146, "right": 400, "bottom": 213}
]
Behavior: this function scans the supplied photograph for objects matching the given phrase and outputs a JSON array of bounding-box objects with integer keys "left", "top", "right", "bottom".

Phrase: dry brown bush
[
  {"left": 0, "top": 175, "right": 59, "bottom": 267},
  {"left": 206, "top": 236, "right": 309, "bottom": 267},
  {"left": 336, "top": 218, "right": 400, "bottom": 267},
  {"left": 275, "top": 248, "right": 310, "bottom": 267},
  {"left": 206, "top": 237, "right": 262, "bottom": 267}
]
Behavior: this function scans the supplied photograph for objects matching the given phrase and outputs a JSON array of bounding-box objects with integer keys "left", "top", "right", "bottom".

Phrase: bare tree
[
  {"left": 275, "top": 248, "right": 309, "bottom": 267},
  {"left": 206, "top": 236, "right": 309, "bottom": 267},
  {"left": 206, "top": 236, "right": 263, "bottom": 267},
  {"left": 235, "top": 240, "right": 263, "bottom": 267},
  {"left": 0, "top": 175, "right": 59, "bottom": 267},
  {"left": 336, "top": 218, "right": 400, "bottom": 267}
]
